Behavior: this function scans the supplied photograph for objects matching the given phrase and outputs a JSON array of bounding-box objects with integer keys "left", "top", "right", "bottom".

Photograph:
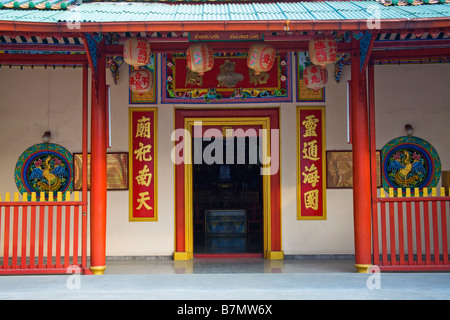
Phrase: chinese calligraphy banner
[
  {"left": 297, "top": 106, "right": 326, "bottom": 220},
  {"left": 129, "top": 108, "right": 157, "bottom": 221}
]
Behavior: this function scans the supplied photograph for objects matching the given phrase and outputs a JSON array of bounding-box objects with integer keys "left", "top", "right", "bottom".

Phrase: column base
[
  {"left": 89, "top": 265, "right": 107, "bottom": 275},
  {"left": 354, "top": 264, "right": 372, "bottom": 273},
  {"left": 266, "top": 251, "right": 284, "bottom": 260},
  {"left": 174, "top": 252, "right": 192, "bottom": 261}
]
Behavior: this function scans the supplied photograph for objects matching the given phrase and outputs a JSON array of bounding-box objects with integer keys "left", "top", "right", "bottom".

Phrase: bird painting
[
  {"left": 387, "top": 149, "right": 426, "bottom": 187},
  {"left": 29, "top": 156, "right": 68, "bottom": 192}
]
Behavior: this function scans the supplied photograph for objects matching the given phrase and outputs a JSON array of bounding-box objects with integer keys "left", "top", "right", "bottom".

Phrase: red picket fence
[
  {"left": 373, "top": 187, "right": 450, "bottom": 271},
  {"left": 0, "top": 191, "right": 89, "bottom": 274}
]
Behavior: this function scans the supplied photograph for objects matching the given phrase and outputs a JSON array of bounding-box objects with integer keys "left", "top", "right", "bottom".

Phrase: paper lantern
[
  {"left": 308, "top": 36, "right": 337, "bottom": 68},
  {"left": 303, "top": 65, "right": 328, "bottom": 91},
  {"left": 129, "top": 69, "right": 153, "bottom": 94},
  {"left": 247, "top": 43, "right": 276, "bottom": 75},
  {"left": 186, "top": 44, "right": 214, "bottom": 76},
  {"left": 123, "top": 37, "right": 151, "bottom": 67}
]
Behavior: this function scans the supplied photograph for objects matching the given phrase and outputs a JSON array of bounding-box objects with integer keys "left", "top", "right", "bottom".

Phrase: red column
[
  {"left": 351, "top": 38, "right": 373, "bottom": 273},
  {"left": 89, "top": 52, "right": 107, "bottom": 275}
]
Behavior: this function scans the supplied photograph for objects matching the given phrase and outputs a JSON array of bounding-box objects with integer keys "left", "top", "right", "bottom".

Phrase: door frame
[{"left": 173, "top": 108, "right": 282, "bottom": 260}]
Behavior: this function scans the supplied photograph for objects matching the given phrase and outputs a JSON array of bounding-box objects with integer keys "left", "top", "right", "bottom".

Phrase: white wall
[{"left": 1, "top": 58, "right": 449, "bottom": 258}]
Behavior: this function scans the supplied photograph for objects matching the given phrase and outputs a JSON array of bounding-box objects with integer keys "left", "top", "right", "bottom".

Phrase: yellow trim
[
  {"left": 89, "top": 265, "right": 107, "bottom": 275},
  {"left": 296, "top": 106, "right": 327, "bottom": 220},
  {"left": 354, "top": 264, "right": 372, "bottom": 273},
  {"left": 128, "top": 107, "right": 158, "bottom": 222},
  {"left": 174, "top": 252, "right": 191, "bottom": 261},
  {"left": 266, "top": 251, "right": 284, "bottom": 260},
  {"left": 178, "top": 116, "right": 277, "bottom": 259}
]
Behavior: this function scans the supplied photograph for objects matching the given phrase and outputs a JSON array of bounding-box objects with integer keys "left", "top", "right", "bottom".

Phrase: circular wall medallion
[
  {"left": 381, "top": 136, "right": 440, "bottom": 195},
  {"left": 14, "top": 143, "right": 73, "bottom": 199}
]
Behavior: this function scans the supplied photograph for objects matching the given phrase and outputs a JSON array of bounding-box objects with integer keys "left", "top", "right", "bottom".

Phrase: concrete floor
[{"left": 0, "top": 258, "right": 449, "bottom": 301}]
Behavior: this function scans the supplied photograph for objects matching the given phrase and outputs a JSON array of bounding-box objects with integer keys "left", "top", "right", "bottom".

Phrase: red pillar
[
  {"left": 351, "top": 38, "right": 373, "bottom": 273},
  {"left": 89, "top": 52, "right": 108, "bottom": 275}
]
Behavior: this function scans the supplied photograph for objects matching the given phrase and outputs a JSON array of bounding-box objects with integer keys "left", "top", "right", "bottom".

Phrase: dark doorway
[{"left": 193, "top": 135, "right": 263, "bottom": 254}]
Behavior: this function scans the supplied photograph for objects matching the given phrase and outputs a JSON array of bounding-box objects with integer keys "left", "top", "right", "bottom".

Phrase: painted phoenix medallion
[
  {"left": 381, "top": 136, "right": 440, "bottom": 195},
  {"left": 15, "top": 143, "right": 73, "bottom": 199}
]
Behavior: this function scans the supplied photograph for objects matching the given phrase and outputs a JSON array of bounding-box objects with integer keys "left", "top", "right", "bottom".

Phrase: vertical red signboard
[
  {"left": 129, "top": 108, "right": 157, "bottom": 221},
  {"left": 297, "top": 106, "right": 326, "bottom": 220}
]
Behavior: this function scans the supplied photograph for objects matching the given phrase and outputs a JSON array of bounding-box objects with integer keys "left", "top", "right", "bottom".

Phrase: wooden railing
[
  {"left": 0, "top": 191, "right": 89, "bottom": 274},
  {"left": 373, "top": 187, "right": 450, "bottom": 271}
]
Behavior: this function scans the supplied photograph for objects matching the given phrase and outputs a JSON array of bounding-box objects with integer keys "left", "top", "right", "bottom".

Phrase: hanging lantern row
[
  {"left": 186, "top": 43, "right": 215, "bottom": 76},
  {"left": 129, "top": 69, "right": 153, "bottom": 94},
  {"left": 184, "top": 42, "right": 277, "bottom": 76},
  {"left": 303, "top": 65, "right": 328, "bottom": 92},
  {"left": 124, "top": 39, "right": 280, "bottom": 90},
  {"left": 308, "top": 35, "right": 337, "bottom": 69},
  {"left": 304, "top": 35, "right": 337, "bottom": 90},
  {"left": 247, "top": 43, "right": 276, "bottom": 75},
  {"left": 123, "top": 37, "right": 151, "bottom": 67}
]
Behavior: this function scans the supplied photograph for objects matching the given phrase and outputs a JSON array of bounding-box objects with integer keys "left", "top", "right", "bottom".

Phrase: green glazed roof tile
[{"left": 0, "top": 1, "right": 449, "bottom": 23}]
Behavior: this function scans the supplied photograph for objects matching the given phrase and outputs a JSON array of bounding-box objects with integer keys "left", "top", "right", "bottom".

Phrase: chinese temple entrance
[{"left": 193, "top": 135, "right": 263, "bottom": 255}]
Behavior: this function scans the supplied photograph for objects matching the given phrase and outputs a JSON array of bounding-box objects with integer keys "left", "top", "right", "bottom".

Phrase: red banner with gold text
[
  {"left": 297, "top": 106, "right": 326, "bottom": 220},
  {"left": 129, "top": 108, "right": 157, "bottom": 221}
]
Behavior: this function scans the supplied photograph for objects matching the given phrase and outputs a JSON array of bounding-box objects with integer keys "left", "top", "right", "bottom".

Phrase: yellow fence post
[
  {"left": 431, "top": 187, "right": 437, "bottom": 197},
  {"left": 406, "top": 188, "right": 411, "bottom": 198}
]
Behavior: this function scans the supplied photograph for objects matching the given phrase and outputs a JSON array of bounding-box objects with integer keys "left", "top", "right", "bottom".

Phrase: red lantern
[
  {"left": 186, "top": 44, "right": 214, "bottom": 76},
  {"left": 123, "top": 37, "right": 151, "bottom": 67},
  {"left": 129, "top": 69, "right": 153, "bottom": 94},
  {"left": 303, "top": 65, "right": 328, "bottom": 91},
  {"left": 247, "top": 43, "right": 276, "bottom": 75},
  {"left": 308, "top": 36, "right": 337, "bottom": 68}
]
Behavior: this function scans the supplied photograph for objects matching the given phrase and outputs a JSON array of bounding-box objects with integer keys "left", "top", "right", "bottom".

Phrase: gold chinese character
[
  {"left": 304, "top": 189, "right": 319, "bottom": 210},
  {"left": 135, "top": 165, "right": 152, "bottom": 187},
  {"left": 134, "top": 142, "right": 152, "bottom": 162},
  {"left": 302, "top": 140, "right": 319, "bottom": 161},
  {"left": 136, "top": 116, "right": 151, "bottom": 139},
  {"left": 185, "top": 66, "right": 203, "bottom": 86},
  {"left": 136, "top": 191, "right": 152, "bottom": 210},
  {"left": 302, "top": 164, "right": 320, "bottom": 187},
  {"left": 302, "top": 115, "right": 319, "bottom": 137}
]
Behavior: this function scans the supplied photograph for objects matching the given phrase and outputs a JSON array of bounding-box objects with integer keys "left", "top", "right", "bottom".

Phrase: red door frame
[{"left": 173, "top": 108, "right": 282, "bottom": 260}]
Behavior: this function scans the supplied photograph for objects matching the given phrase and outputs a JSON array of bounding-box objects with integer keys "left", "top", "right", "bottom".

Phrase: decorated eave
[
  {"left": 0, "top": 0, "right": 449, "bottom": 68},
  {"left": 0, "top": 1, "right": 450, "bottom": 32}
]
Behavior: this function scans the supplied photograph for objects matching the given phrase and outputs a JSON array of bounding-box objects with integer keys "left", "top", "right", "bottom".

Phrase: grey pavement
[{"left": 0, "top": 259, "right": 449, "bottom": 300}]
